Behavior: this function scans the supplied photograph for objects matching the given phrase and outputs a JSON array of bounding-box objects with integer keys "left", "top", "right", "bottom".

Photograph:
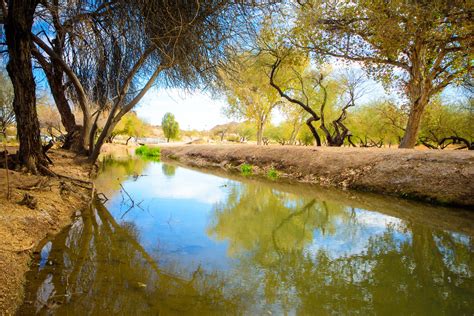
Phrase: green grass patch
[
  {"left": 240, "top": 163, "right": 252, "bottom": 176},
  {"left": 135, "top": 145, "right": 161, "bottom": 159},
  {"left": 267, "top": 168, "right": 279, "bottom": 180}
]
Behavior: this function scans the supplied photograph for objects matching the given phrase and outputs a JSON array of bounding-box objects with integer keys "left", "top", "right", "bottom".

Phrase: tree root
[
  {"left": 18, "top": 193, "right": 38, "bottom": 209},
  {"left": 17, "top": 178, "right": 52, "bottom": 191}
]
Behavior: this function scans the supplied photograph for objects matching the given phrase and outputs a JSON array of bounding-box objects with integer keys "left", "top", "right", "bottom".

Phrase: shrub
[
  {"left": 135, "top": 145, "right": 160, "bottom": 159},
  {"left": 240, "top": 163, "right": 252, "bottom": 176},
  {"left": 267, "top": 168, "right": 279, "bottom": 180}
]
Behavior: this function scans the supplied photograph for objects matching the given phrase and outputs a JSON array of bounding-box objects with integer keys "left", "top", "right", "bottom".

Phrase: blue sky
[
  {"left": 136, "top": 88, "right": 230, "bottom": 130},
  {"left": 134, "top": 77, "right": 464, "bottom": 131},
  {"left": 135, "top": 77, "right": 390, "bottom": 130}
]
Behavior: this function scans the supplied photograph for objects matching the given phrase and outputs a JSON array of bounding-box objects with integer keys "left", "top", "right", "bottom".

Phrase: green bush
[
  {"left": 240, "top": 163, "right": 252, "bottom": 176},
  {"left": 135, "top": 145, "right": 160, "bottom": 159},
  {"left": 267, "top": 168, "right": 279, "bottom": 180}
]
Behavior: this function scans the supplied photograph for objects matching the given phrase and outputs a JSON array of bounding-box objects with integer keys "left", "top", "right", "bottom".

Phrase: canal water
[{"left": 19, "top": 157, "right": 474, "bottom": 315}]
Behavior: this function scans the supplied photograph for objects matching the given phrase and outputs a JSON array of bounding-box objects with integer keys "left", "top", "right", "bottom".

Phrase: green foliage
[
  {"left": 419, "top": 98, "right": 473, "bottom": 147},
  {"left": 347, "top": 101, "right": 406, "bottom": 147},
  {"left": 240, "top": 163, "right": 252, "bottom": 176},
  {"left": 162, "top": 164, "right": 176, "bottom": 177},
  {"left": 267, "top": 168, "right": 279, "bottom": 180},
  {"left": 235, "top": 121, "right": 256, "bottom": 142},
  {"left": 220, "top": 52, "right": 282, "bottom": 144},
  {"left": 113, "top": 112, "right": 150, "bottom": 140},
  {"left": 161, "top": 112, "right": 179, "bottom": 142},
  {"left": 135, "top": 145, "right": 161, "bottom": 159},
  {"left": 297, "top": 125, "right": 315, "bottom": 146},
  {"left": 293, "top": 0, "right": 472, "bottom": 146},
  {"left": 265, "top": 123, "right": 292, "bottom": 145}
]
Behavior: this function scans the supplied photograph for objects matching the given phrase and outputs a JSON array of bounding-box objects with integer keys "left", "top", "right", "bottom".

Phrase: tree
[
  {"left": 265, "top": 122, "right": 294, "bottom": 145},
  {"left": 161, "top": 113, "right": 179, "bottom": 143},
  {"left": 0, "top": 70, "right": 14, "bottom": 137},
  {"left": 37, "top": 98, "right": 63, "bottom": 139},
  {"left": 235, "top": 121, "right": 256, "bottom": 143},
  {"left": 296, "top": 125, "right": 314, "bottom": 146},
  {"left": 27, "top": 1, "right": 249, "bottom": 162},
  {"left": 221, "top": 53, "right": 281, "bottom": 145},
  {"left": 210, "top": 122, "right": 239, "bottom": 142},
  {"left": 294, "top": 0, "right": 473, "bottom": 148},
  {"left": 280, "top": 105, "right": 307, "bottom": 145},
  {"left": 347, "top": 101, "right": 406, "bottom": 147},
  {"left": 111, "top": 112, "right": 150, "bottom": 145},
  {"left": 2, "top": 0, "right": 48, "bottom": 173},
  {"left": 270, "top": 54, "right": 365, "bottom": 147},
  {"left": 418, "top": 98, "right": 473, "bottom": 150}
]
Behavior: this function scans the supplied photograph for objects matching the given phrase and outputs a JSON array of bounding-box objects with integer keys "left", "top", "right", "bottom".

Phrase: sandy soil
[
  {"left": 161, "top": 144, "right": 474, "bottom": 208},
  {"left": 0, "top": 149, "right": 93, "bottom": 314}
]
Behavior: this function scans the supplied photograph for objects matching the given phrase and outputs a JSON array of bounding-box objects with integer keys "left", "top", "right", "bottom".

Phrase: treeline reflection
[{"left": 20, "top": 159, "right": 474, "bottom": 314}]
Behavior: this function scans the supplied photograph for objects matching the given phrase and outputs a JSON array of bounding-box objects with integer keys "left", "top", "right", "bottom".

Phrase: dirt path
[
  {"left": 161, "top": 144, "right": 474, "bottom": 208},
  {"left": 0, "top": 149, "right": 93, "bottom": 314}
]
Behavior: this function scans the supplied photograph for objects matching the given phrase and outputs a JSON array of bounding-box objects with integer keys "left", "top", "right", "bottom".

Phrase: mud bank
[
  {"left": 161, "top": 144, "right": 474, "bottom": 208},
  {"left": 0, "top": 149, "right": 93, "bottom": 314}
]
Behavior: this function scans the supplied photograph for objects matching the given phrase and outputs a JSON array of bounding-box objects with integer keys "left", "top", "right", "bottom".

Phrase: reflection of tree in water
[
  {"left": 208, "top": 182, "right": 474, "bottom": 314},
  {"left": 208, "top": 183, "right": 352, "bottom": 259},
  {"left": 94, "top": 156, "right": 150, "bottom": 196},
  {"left": 161, "top": 164, "right": 176, "bottom": 178},
  {"left": 20, "top": 199, "right": 244, "bottom": 315}
]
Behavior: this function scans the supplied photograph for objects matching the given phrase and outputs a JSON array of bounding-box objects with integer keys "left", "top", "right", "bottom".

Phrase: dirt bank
[
  {"left": 0, "top": 149, "right": 93, "bottom": 314},
  {"left": 161, "top": 144, "right": 474, "bottom": 208}
]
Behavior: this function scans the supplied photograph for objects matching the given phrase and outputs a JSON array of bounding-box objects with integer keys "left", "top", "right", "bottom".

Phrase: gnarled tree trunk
[
  {"left": 47, "top": 63, "right": 84, "bottom": 152},
  {"left": 399, "top": 96, "right": 429, "bottom": 148},
  {"left": 5, "top": 0, "right": 47, "bottom": 173},
  {"left": 306, "top": 117, "right": 321, "bottom": 146}
]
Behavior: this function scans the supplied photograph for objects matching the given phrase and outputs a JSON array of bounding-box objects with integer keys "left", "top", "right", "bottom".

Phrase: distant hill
[{"left": 209, "top": 122, "right": 239, "bottom": 133}]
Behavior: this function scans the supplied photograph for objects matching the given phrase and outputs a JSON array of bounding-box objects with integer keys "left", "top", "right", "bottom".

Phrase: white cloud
[{"left": 136, "top": 88, "right": 230, "bottom": 130}]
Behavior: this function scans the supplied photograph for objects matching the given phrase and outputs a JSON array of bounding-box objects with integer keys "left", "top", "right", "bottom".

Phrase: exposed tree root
[{"left": 18, "top": 193, "right": 38, "bottom": 209}]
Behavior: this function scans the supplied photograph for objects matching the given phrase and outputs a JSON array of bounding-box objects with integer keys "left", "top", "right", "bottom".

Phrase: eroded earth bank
[
  {"left": 0, "top": 149, "right": 93, "bottom": 314},
  {"left": 161, "top": 145, "right": 474, "bottom": 207}
]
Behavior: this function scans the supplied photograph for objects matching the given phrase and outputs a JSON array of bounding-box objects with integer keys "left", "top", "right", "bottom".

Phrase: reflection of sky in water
[
  {"left": 105, "top": 162, "right": 234, "bottom": 271},
  {"left": 101, "top": 160, "right": 469, "bottom": 277},
  {"left": 307, "top": 209, "right": 409, "bottom": 259}
]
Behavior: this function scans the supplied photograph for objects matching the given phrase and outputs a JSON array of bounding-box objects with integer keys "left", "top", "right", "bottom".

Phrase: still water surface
[{"left": 20, "top": 157, "right": 474, "bottom": 315}]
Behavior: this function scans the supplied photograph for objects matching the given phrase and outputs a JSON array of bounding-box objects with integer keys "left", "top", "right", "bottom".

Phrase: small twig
[
  {"left": 119, "top": 183, "right": 134, "bottom": 205},
  {"left": 136, "top": 200, "right": 146, "bottom": 212},
  {"left": 120, "top": 205, "right": 134, "bottom": 219},
  {"left": 97, "top": 192, "right": 108, "bottom": 202}
]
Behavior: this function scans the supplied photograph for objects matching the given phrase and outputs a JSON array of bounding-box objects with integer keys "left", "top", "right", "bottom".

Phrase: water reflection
[
  {"left": 209, "top": 182, "right": 474, "bottom": 314},
  {"left": 20, "top": 158, "right": 474, "bottom": 314},
  {"left": 20, "top": 199, "right": 243, "bottom": 314}
]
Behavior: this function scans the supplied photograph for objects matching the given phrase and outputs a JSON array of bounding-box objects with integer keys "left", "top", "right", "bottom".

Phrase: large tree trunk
[
  {"left": 89, "top": 116, "right": 119, "bottom": 163},
  {"left": 5, "top": 0, "right": 47, "bottom": 173},
  {"left": 399, "top": 97, "right": 429, "bottom": 148},
  {"left": 400, "top": 52, "right": 432, "bottom": 149},
  {"left": 32, "top": 35, "right": 85, "bottom": 153},
  {"left": 48, "top": 66, "right": 85, "bottom": 151},
  {"left": 256, "top": 122, "right": 264, "bottom": 146}
]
